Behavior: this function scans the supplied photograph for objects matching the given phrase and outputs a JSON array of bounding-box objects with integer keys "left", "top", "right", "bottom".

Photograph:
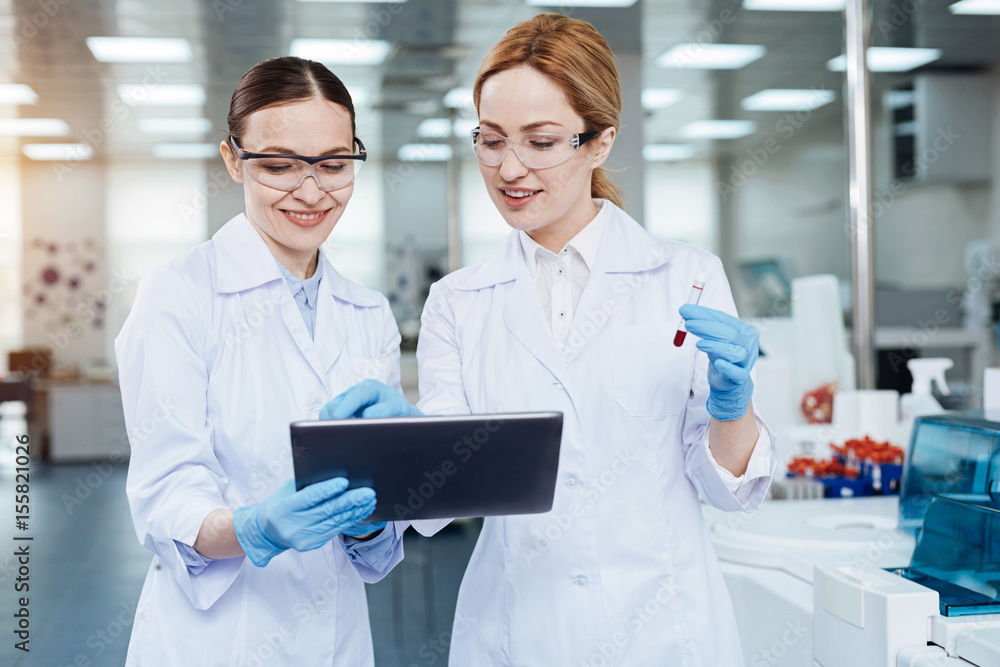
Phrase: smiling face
[
  {"left": 221, "top": 96, "right": 355, "bottom": 274},
  {"left": 476, "top": 66, "right": 615, "bottom": 250}
]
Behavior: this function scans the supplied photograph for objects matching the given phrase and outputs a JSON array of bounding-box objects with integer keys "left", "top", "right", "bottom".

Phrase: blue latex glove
[
  {"left": 232, "top": 478, "right": 377, "bottom": 567},
  {"left": 679, "top": 303, "right": 759, "bottom": 422},
  {"left": 319, "top": 379, "right": 423, "bottom": 420}
]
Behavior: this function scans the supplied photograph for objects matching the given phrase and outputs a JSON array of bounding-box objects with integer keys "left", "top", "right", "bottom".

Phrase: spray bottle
[{"left": 899, "top": 358, "right": 953, "bottom": 445}]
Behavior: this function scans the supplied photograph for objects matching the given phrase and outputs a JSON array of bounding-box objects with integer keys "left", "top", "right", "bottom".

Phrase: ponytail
[{"left": 592, "top": 167, "right": 625, "bottom": 210}]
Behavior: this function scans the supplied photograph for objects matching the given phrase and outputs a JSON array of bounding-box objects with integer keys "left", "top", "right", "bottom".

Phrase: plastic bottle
[{"left": 899, "top": 358, "right": 953, "bottom": 445}]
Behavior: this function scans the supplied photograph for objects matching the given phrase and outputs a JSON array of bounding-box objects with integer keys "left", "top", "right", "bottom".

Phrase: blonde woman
[{"left": 334, "top": 14, "right": 775, "bottom": 665}]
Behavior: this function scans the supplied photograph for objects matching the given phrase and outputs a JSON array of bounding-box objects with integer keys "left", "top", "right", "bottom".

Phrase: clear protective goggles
[
  {"left": 230, "top": 136, "right": 366, "bottom": 192},
  {"left": 470, "top": 127, "right": 601, "bottom": 169}
]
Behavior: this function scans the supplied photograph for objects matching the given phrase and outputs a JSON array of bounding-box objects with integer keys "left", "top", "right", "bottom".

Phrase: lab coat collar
[
  {"left": 452, "top": 200, "right": 673, "bottom": 291},
  {"left": 212, "top": 213, "right": 381, "bottom": 307}
]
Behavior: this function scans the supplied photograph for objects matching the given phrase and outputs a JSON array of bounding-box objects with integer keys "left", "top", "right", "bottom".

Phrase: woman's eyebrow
[
  {"left": 478, "top": 120, "right": 564, "bottom": 133},
  {"left": 258, "top": 145, "right": 352, "bottom": 154}
]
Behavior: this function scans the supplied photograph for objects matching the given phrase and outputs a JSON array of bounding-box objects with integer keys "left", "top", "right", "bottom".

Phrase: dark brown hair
[
  {"left": 474, "top": 13, "right": 624, "bottom": 210},
  {"left": 227, "top": 56, "right": 356, "bottom": 143}
]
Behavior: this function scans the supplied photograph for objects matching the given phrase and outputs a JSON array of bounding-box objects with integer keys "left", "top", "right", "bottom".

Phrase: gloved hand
[
  {"left": 341, "top": 519, "right": 388, "bottom": 538},
  {"left": 679, "top": 303, "right": 759, "bottom": 422},
  {"left": 233, "top": 478, "right": 377, "bottom": 567},
  {"left": 319, "top": 379, "right": 423, "bottom": 420}
]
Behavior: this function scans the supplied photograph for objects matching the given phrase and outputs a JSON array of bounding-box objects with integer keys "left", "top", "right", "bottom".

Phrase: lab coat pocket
[
  {"left": 612, "top": 323, "right": 690, "bottom": 417},
  {"left": 350, "top": 357, "right": 391, "bottom": 385}
]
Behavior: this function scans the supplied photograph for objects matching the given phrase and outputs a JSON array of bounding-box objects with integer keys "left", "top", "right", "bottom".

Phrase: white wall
[
  {"left": 0, "top": 158, "right": 21, "bottom": 372},
  {"left": 644, "top": 160, "right": 717, "bottom": 254}
]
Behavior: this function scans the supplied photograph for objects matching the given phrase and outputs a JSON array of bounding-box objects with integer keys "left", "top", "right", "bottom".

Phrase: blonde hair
[{"left": 473, "top": 13, "right": 625, "bottom": 210}]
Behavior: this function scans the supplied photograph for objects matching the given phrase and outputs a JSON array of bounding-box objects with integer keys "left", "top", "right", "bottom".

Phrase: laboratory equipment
[
  {"left": 673, "top": 271, "right": 705, "bottom": 347},
  {"left": 814, "top": 411, "right": 1000, "bottom": 667}
]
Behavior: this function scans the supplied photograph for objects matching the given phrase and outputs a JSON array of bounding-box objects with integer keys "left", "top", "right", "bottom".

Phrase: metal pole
[
  {"left": 446, "top": 132, "right": 462, "bottom": 273},
  {"left": 845, "top": 0, "right": 876, "bottom": 389}
]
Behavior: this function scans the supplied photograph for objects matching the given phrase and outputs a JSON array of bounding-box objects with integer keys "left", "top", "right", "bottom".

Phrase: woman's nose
[{"left": 498, "top": 146, "right": 529, "bottom": 181}]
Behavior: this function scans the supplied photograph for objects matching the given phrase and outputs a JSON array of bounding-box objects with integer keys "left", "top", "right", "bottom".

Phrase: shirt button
[
  {"left": 559, "top": 312, "right": 566, "bottom": 318},
  {"left": 574, "top": 575, "right": 589, "bottom": 586},
  {"left": 565, "top": 475, "right": 578, "bottom": 489}
]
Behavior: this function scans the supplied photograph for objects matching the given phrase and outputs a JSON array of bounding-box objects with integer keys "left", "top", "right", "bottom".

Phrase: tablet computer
[{"left": 290, "top": 412, "right": 563, "bottom": 522}]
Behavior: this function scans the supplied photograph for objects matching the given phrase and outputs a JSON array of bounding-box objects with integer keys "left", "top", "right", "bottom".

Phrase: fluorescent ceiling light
[
  {"left": 643, "top": 144, "right": 697, "bottom": 161},
  {"left": 398, "top": 143, "right": 453, "bottom": 161},
  {"left": 826, "top": 47, "right": 942, "bottom": 72},
  {"left": 86, "top": 37, "right": 192, "bottom": 63},
  {"left": 885, "top": 90, "right": 915, "bottom": 109},
  {"left": 452, "top": 118, "right": 479, "bottom": 138},
  {"left": 299, "top": 0, "right": 407, "bottom": 2},
  {"left": 526, "top": 0, "right": 636, "bottom": 5},
  {"left": 741, "top": 89, "right": 836, "bottom": 111},
  {"left": 657, "top": 44, "right": 766, "bottom": 70},
  {"left": 22, "top": 143, "right": 93, "bottom": 161},
  {"left": 642, "top": 89, "right": 683, "bottom": 110},
  {"left": 680, "top": 120, "right": 757, "bottom": 139},
  {"left": 744, "top": 0, "right": 845, "bottom": 10},
  {"left": 0, "top": 84, "right": 38, "bottom": 105},
  {"left": 118, "top": 84, "right": 206, "bottom": 107},
  {"left": 443, "top": 87, "right": 474, "bottom": 110},
  {"left": 138, "top": 118, "right": 213, "bottom": 134},
  {"left": 949, "top": 0, "right": 1000, "bottom": 13},
  {"left": 290, "top": 39, "right": 391, "bottom": 65},
  {"left": 152, "top": 143, "right": 220, "bottom": 159},
  {"left": 0, "top": 118, "right": 69, "bottom": 136},
  {"left": 417, "top": 119, "right": 452, "bottom": 138}
]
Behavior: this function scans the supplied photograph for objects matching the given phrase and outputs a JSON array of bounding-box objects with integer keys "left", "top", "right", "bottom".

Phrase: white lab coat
[
  {"left": 414, "top": 201, "right": 774, "bottom": 666},
  {"left": 116, "top": 213, "right": 403, "bottom": 667}
]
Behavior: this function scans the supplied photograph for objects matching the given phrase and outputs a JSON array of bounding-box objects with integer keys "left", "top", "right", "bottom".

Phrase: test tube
[{"left": 673, "top": 271, "right": 706, "bottom": 347}]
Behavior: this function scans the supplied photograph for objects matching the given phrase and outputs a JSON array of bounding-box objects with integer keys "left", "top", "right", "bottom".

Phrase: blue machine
[{"left": 895, "top": 411, "right": 1000, "bottom": 616}]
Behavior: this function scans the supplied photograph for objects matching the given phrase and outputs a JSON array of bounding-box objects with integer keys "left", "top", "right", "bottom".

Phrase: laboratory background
[{"left": 1, "top": 0, "right": 1000, "bottom": 664}]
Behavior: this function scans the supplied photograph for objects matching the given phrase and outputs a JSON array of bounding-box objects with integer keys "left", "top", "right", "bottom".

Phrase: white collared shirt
[{"left": 518, "top": 200, "right": 610, "bottom": 353}]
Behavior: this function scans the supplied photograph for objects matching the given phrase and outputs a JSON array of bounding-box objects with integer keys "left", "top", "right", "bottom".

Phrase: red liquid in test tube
[{"left": 674, "top": 271, "right": 706, "bottom": 347}]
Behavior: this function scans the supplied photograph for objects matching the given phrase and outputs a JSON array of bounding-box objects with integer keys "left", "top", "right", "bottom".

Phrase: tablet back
[{"left": 290, "top": 412, "right": 563, "bottom": 522}]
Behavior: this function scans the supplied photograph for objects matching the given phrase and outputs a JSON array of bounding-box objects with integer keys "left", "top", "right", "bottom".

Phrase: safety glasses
[
  {"left": 470, "top": 127, "right": 601, "bottom": 169},
  {"left": 230, "top": 136, "right": 367, "bottom": 192}
]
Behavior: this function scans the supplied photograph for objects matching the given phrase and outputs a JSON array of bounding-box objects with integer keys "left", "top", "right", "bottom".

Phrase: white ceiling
[{"left": 1, "top": 0, "right": 998, "bottom": 161}]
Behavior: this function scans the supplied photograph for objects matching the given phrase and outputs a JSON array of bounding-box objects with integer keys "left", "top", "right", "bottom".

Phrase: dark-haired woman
[{"left": 115, "top": 56, "right": 403, "bottom": 665}]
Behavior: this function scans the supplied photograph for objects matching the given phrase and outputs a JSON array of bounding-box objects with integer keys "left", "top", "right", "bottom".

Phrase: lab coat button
[
  {"left": 573, "top": 575, "right": 588, "bottom": 586},
  {"left": 565, "top": 475, "right": 578, "bottom": 489}
]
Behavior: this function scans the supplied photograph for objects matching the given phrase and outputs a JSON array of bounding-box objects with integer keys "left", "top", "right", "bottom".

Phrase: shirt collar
[
  {"left": 277, "top": 253, "right": 324, "bottom": 308},
  {"left": 518, "top": 199, "right": 610, "bottom": 275}
]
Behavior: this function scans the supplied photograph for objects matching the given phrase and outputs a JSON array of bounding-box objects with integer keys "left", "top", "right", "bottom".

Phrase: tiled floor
[{"left": 0, "top": 436, "right": 480, "bottom": 667}]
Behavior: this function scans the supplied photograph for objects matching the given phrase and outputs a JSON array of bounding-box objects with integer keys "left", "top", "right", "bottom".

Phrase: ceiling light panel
[
  {"left": 117, "top": 84, "right": 206, "bottom": 107},
  {"left": 643, "top": 144, "right": 697, "bottom": 161},
  {"left": 443, "top": 87, "right": 474, "bottom": 109},
  {"left": 22, "top": 144, "right": 93, "bottom": 161},
  {"left": 398, "top": 144, "right": 453, "bottom": 161},
  {"left": 290, "top": 39, "right": 391, "bottom": 65},
  {"left": 152, "top": 143, "right": 220, "bottom": 159},
  {"left": 744, "top": 0, "right": 845, "bottom": 10},
  {"left": 949, "top": 0, "right": 1000, "bottom": 13},
  {"left": 826, "top": 47, "right": 942, "bottom": 72},
  {"left": 0, "top": 84, "right": 38, "bottom": 105},
  {"left": 741, "top": 89, "right": 836, "bottom": 111},
  {"left": 0, "top": 118, "right": 69, "bottom": 136},
  {"left": 525, "top": 0, "right": 637, "bottom": 5},
  {"left": 86, "top": 37, "right": 193, "bottom": 63},
  {"left": 642, "top": 89, "right": 684, "bottom": 110},
  {"left": 680, "top": 120, "right": 757, "bottom": 139},
  {"left": 138, "top": 118, "right": 214, "bottom": 134},
  {"left": 657, "top": 44, "right": 766, "bottom": 70}
]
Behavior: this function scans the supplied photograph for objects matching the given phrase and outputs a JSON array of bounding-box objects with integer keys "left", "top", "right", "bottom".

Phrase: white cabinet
[{"left": 49, "top": 383, "right": 129, "bottom": 462}]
